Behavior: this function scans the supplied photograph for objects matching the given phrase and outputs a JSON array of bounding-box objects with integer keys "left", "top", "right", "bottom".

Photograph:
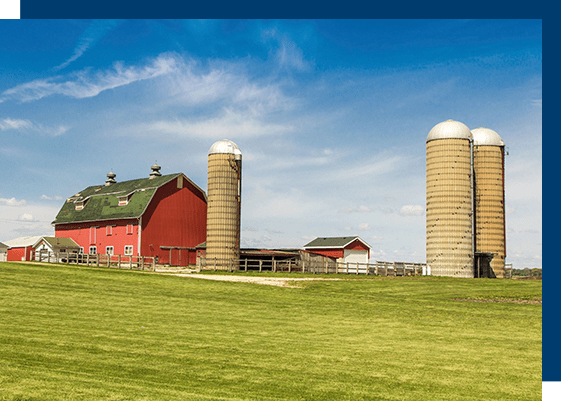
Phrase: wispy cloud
[
  {"left": 0, "top": 197, "right": 27, "bottom": 207},
  {"left": 40, "top": 195, "right": 63, "bottom": 201},
  {"left": 18, "top": 213, "right": 35, "bottom": 222},
  {"left": 0, "top": 118, "right": 69, "bottom": 137},
  {"left": 0, "top": 118, "right": 32, "bottom": 130},
  {"left": 339, "top": 205, "right": 371, "bottom": 214},
  {"left": 358, "top": 223, "right": 370, "bottom": 231},
  {"left": 137, "top": 109, "right": 294, "bottom": 140},
  {"left": 398, "top": 205, "right": 424, "bottom": 216},
  {"left": 55, "top": 20, "right": 120, "bottom": 71},
  {"left": 1, "top": 53, "right": 177, "bottom": 103},
  {"left": 262, "top": 29, "right": 312, "bottom": 72}
]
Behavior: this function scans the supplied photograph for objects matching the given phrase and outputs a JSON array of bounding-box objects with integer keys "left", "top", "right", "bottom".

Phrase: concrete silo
[
  {"left": 206, "top": 139, "right": 242, "bottom": 270},
  {"left": 472, "top": 128, "right": 506, "bottom": 278},
  {"left": 426, "top": 120, "right": 474, "bottom": 277}
]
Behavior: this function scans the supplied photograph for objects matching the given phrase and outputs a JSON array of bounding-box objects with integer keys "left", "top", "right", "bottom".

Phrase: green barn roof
[{"left": 53, "top": 173, "right": 202, "bottom": 225}]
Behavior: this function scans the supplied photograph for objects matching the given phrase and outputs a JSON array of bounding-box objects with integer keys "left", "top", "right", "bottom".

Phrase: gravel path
[{"left": 172, "top": 274, "right": 338, "bottom": 288}]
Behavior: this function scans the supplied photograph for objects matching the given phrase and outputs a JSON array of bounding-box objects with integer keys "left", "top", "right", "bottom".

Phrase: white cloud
[
  {"left": 0, "top": 197, "right": 27, "bottom": 206},
  {"left": 0, "top": 118, "right": 33, "bottom": 130},
  {"left": 1, "top": 54, "right": 178, "bottom": 103},
  {"left": 40, "top": 195, "right": 63, "bottom": 201},
  {"left": 399, "top": 205, "right": 424, "bottom": 216},
  {"left": 370, "top": 249, "right": 387, "bottom": 259},
  {"left": 137, "top": 109, "right": 294, "bottom": 140},
  {"left": 0, "top": 118, "right": 69, "bottom": 137},
  {"left": 55, "top": 20, "right": 119, "bottom": 71},
  {"left": 276, "top": 36, "right": 311, "bottom": 72},
  {"left": 339, "top": 205, "right": 371, "bottom": 214},
  {"left": 358, "top": 223, "right": 370, "bottom": 231},
  {"left": 18, "top": 213, "right": 34, "bottom": 221},
  {"left": 326, "top": 155, "right": 404, "bottom": 182}
]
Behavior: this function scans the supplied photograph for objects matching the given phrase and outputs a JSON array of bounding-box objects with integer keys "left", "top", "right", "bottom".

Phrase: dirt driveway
[{"left": 172, "top": 273, "right": 337, "bottom": 288}]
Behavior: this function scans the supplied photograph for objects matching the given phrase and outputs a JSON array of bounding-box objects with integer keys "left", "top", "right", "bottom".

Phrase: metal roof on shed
[
  {"left": 4, "top": 236, "right": 44, "bottom": 248},
  {"left": 303, "top": 236, "right": 371, "bottom": 249}
]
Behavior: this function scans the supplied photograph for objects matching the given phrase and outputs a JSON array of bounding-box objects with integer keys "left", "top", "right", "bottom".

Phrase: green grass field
[{"left": 0, "top": 262, "right": 541, "bottom": 400}]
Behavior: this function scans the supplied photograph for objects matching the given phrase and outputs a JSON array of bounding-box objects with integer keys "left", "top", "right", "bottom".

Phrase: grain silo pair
[{"left": 426, "top": 120, "right": 506, "bottom": 278}]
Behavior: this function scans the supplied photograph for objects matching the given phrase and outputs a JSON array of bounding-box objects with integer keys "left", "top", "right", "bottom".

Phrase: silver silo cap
[
  {"left": 208, "top": 139, "right": 242, "bottom": 159},
  {"left": 426, "top": 120, "right": 473, "bottom": 143},
  {"left": 471, "top": 127, "right": 505, "bottom": 146}
]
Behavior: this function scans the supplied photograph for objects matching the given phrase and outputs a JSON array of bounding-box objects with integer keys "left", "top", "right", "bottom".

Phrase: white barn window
[{"left": 124, "top": 245, "right": 133, "bottom": 256}]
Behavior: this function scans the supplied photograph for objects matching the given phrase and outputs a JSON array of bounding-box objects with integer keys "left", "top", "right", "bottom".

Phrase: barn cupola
[
  {"left": 105, "top": 171, "right": 117, "bottom": 186},
  {"left": 149, "top": 163, "right": 162, "bottom": 179}
]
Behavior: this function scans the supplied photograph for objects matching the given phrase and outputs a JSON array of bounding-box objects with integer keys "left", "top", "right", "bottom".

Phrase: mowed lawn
[{"left": 0, "top": 262, "right": 541, "bottom": 401}]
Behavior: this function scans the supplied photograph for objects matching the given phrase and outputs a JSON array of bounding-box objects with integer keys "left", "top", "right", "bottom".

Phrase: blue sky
[{"left": 0, "top": 19, "right": 542, "bottom": 268}]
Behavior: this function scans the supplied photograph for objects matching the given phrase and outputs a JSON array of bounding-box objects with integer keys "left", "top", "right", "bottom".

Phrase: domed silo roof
[
  {"left": 471, "top": 127, "right": 505, "bottom": 146},
  {"left": 426, "top": 120, "right": 473, "bottom": 143},
  {"left": 208, "top": 139, "right": 242, "bottom": 157}
]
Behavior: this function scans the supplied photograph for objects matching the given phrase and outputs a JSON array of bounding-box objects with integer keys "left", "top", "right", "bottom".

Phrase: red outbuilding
[
  {"left": 4, "top": 236, "right": 43, "bottom": 261},
  {"left": 303, "top": 236, "right": 372, "bottom": 264},
  {"left": 52, "top": 165, "right": 207, "bottom": 266}
]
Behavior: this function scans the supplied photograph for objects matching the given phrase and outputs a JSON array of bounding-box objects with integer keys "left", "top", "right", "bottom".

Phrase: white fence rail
[
  {"left": 199, "top": 257, "right": 426, "bottom": 276},
  {"left": 33, "top": 249, "right": 157, "bottom": 271}
]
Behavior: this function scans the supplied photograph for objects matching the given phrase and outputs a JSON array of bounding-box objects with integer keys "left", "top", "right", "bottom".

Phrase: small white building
[{"left": 33, "top": 237, "right": 81, "bottom": 261}]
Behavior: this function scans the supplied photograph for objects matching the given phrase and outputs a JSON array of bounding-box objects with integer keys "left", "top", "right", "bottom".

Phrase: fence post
[
  {"left": 152, "top": 257, "right": 156, "bottom": 271},
  {"left": 245, "top": 258, "right": 248, "bottom": 272},
  {"left": 288, "top": 259, "right": 291, "bottom": 273},
  {"left": 118, "top": 254, "right": 121, "bottom": 269},
  {"left": 259, "top": 260, "right": 262, "bottom": 273},
  {"left": 302, "top": 260, "right": 305, "bottom": 274},
  {"left": 273, "top": 258, "right": 276, "bottom": 273},
  {"left": 141, "top": 257, "right": 144, "bottom": 271}
]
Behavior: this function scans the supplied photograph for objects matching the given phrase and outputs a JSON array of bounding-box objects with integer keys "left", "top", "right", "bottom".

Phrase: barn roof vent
[
  {"left": 105, "top": 171, "right": 117, "bottom": 186},
  {"left": 149, "top": 163, "right": 162, "bottom": 179}
]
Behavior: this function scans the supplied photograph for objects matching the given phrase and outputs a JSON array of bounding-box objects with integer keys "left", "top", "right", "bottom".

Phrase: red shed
[
  {"left": 303, "top": 236, "right": 372, "bottom": 264},
  {"left": 52, "top": 165, "right": 207, "bottom": 266},
  {"left": 4, "top": 236, "right": 43, "bottom": 261}
]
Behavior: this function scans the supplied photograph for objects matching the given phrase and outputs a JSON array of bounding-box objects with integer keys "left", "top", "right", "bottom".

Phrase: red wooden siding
[
  {"left": 307, "top": 249, "right": 344, "bottom": 259},
  {"left": 56, "top": 218, "right": 139, "bottom": 256},
  {"left": 345, "top": 239, "right": 369, "bottom": 251},
  {"left": 54, "top": 174, "right": 206, "bottom": 266},
  {"left": 345, "top": 239, "right": 370, "bottom": 259},
  {"left": 7, "top": 246, "right": 33, "bottom": 261},
  {"left": 140, "top": 176, "right": 207, "bottom": 265}
]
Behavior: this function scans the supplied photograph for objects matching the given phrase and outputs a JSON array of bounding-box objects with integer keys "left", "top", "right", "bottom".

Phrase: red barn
[
  {"left": 52, "top": 165, "right": 207, "bottom": 266},
  {"left": 303, "top": 236, "right": 372, "bottom": 264}
]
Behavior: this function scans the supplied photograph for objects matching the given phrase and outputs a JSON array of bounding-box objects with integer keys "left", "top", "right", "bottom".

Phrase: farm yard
[{"left": 0, "top": 262, "right": 541, "bottom": 400}]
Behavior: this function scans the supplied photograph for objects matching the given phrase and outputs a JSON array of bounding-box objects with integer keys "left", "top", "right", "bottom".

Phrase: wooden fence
[
  {"left": 199, "top": 257, "right": 426, "bottom": 276},
  {"left": 34, "top": 250, "right": 157, "bottom": 271}
]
